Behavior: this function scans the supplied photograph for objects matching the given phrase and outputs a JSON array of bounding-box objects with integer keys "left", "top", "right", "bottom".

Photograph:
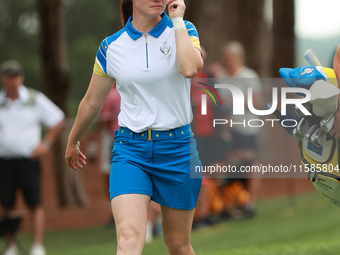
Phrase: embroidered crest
[{"left": 160, "top": 42, "right": 171, "bottom": 59}]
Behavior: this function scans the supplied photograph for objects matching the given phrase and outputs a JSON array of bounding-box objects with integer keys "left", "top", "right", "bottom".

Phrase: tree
[
  {"left": 186, "top": 0, "right": 271, "bottom": 77},
  {"left": 270, "top": 0, "right": 299, "bottom": 183},
  {"left": 37, "top": 0, "right": 87, "bottom": 207},
  {"left": 0, "top": 0, "right": 42, "bottom": 90},
  {"left": 37, "top": 0, "right": 69, "bottom": 114},
  {"left": 271, "top": 0, "right": 295, "bottom": 77}
]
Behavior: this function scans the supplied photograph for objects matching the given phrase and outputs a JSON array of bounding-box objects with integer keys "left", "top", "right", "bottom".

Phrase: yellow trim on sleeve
[
  {"left": 93, "top": 58, "right": 108, "bottom": 77},
  {"left": 190, "top": 36, "right": 201, "bottom": 52}
]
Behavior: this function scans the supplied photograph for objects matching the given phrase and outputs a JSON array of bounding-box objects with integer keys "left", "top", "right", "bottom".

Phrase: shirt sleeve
[
  {"left": 36, "top": 93, "right": 65, "bottom": 128},
  {"left": 93, "top": 38, "right": 109, "bottom": 77},
  {"left": 184, "top": 21, "right": 201, "bottom": 52}
]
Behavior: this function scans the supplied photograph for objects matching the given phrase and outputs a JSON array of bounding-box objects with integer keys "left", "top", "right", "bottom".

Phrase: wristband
[
  {"left": 172, "top": 17, "right": 186, "bottom": 31},
  {"left": 42, "top": 139, "right": 52, "bottom": 150}
]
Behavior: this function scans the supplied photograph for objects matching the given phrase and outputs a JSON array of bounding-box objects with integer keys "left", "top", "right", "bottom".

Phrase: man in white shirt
[
  {"left": 211, "top": 41, "right": 263, "bottom": 216},
  {"left": 0, "top": 60, "right": 65, "bottom": 255}
]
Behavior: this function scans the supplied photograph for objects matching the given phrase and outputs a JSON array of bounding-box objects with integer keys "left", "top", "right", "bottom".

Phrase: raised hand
[{"left": 167, "top": 0, "right": 185, "bottom": 19}]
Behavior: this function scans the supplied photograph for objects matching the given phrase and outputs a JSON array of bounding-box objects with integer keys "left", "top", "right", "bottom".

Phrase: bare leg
[
  {"left": 111, "top": 194, "right": 150, "bottom": 255},
  {"left": 31, "top": 206, "right": 45, "bottom": 244},
  {"left": 248, "top": 161, "right": 261, "bottom": 203},
  {"left": 3, "top": 208, "right": 15, "bottom": 245},
  {"left": 161, "top": 206, "right": 195, "bottom": 255}
]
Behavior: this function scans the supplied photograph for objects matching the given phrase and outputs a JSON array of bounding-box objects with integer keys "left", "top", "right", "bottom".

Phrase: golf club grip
[{"left": 305, "top": 49, "right": 322, "bottom": 66}]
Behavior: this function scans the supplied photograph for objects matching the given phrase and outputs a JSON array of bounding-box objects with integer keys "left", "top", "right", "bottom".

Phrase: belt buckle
[{"left": 147, "top": 130, "right": 152, "bottom": 141}]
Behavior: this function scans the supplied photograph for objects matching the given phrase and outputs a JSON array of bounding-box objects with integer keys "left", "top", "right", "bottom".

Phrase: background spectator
[
  {"left": 0, "top": 60, "right": 65, "bottom": 255},
  {"left": 210, "top": 41, "right": 263, "bottom": 217}
]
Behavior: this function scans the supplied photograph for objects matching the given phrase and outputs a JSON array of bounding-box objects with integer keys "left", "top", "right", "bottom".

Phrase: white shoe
[
  {"left": 3, "top": 245, "right": 18, "bottom": 255},
  {"left": 30, "top": 244, "right": 46, "bottom": 255}
]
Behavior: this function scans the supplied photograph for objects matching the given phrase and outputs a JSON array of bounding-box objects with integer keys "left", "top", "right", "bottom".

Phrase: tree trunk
[
  {"left": 270, "top": 0, "right": 299, "bottom": 187},
  {"left": 36, "top": 0, "right": 69, "bottom": 113},
  {"left": 236, "top": 0, "right": 271, "bottom": 77},
  {"left": 37, "top": 0, "right": 88, "bottom": 207},
  {"left": 271, "top": 0, "right": 295, "bottom": 77},
  {"left": 186, "top": 0, "right": 270, "bottom": 77}
]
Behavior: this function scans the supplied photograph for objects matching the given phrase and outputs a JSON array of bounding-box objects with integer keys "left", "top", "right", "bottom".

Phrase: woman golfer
[{"left": 65, "top": 0, "right": 203, "bottom": 254}]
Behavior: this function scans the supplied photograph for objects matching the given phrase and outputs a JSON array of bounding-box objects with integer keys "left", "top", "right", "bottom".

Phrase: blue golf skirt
[{"left": 109, "top": 125, "right": 202, "bottom": 210}]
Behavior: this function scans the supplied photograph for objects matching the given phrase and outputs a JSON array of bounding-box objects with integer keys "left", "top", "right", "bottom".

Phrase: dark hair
[{"left": 120, "top": 0, "right": 133, "bottom": 26}]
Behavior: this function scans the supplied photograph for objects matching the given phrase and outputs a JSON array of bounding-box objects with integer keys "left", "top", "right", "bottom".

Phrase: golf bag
[{"left": 278, "top": 61, "right": 340, "bottom": 207}]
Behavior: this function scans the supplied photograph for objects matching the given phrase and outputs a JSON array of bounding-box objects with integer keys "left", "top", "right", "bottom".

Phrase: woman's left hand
[
  {"left": 65, "top": 141, "right": 87, "bottom": 170},
  {"left": 167, "top": 0, "right": 185, "bottom": 19}
]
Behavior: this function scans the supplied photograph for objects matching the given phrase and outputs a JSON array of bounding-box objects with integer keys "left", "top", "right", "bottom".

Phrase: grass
[{"left": 1, "top": 191, "right": 340, "bottom": 254}]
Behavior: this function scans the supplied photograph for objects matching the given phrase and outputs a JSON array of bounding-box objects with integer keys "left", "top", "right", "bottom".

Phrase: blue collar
[{"left": 125, "top": 13, "right": 171, "bottom": 40}]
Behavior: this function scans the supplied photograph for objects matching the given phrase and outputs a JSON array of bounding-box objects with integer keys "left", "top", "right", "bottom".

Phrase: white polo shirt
[
  {"left": 0, "top": 85, "right": 65, "bottom": 158},
  {"left": 94, "top": 13, "right": 201, "bottom": 133}
]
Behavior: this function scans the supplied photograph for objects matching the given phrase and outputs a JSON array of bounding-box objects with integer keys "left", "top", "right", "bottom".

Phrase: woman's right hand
[{"left": 65, "top": 141, "right": 87, "bottom": 170}]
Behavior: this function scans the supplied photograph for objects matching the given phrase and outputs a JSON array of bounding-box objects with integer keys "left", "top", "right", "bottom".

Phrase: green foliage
[
  {"left": 0, "top": 0, "right": 41, "bottom": 90},
  {"left": 64, "top": 0, "right": 121, "bottom": 99},
  {"left": 0, "top": 0, "right": 121, "bottom": 100}
]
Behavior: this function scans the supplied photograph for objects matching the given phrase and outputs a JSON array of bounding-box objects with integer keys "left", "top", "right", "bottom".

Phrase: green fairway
[{"left": 1, "top": 191, "right": 340, "bottom": 255}]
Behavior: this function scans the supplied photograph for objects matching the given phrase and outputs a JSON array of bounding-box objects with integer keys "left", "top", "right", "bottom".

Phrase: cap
[
  {"left": 0, "top": 60, "right": 24, "bottom": 77},
  {"left": 279, "top": 65, "right": 325, "bottom": 88}
]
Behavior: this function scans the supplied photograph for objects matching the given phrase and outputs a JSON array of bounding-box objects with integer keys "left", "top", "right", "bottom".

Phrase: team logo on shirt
[{"left": 160, "top": 42, "right": 171, "bottom": 59}]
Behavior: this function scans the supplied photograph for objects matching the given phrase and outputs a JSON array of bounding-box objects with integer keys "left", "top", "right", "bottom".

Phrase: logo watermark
[{"left": 195, "top": 81, "right": 311, "bottom": 129}]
